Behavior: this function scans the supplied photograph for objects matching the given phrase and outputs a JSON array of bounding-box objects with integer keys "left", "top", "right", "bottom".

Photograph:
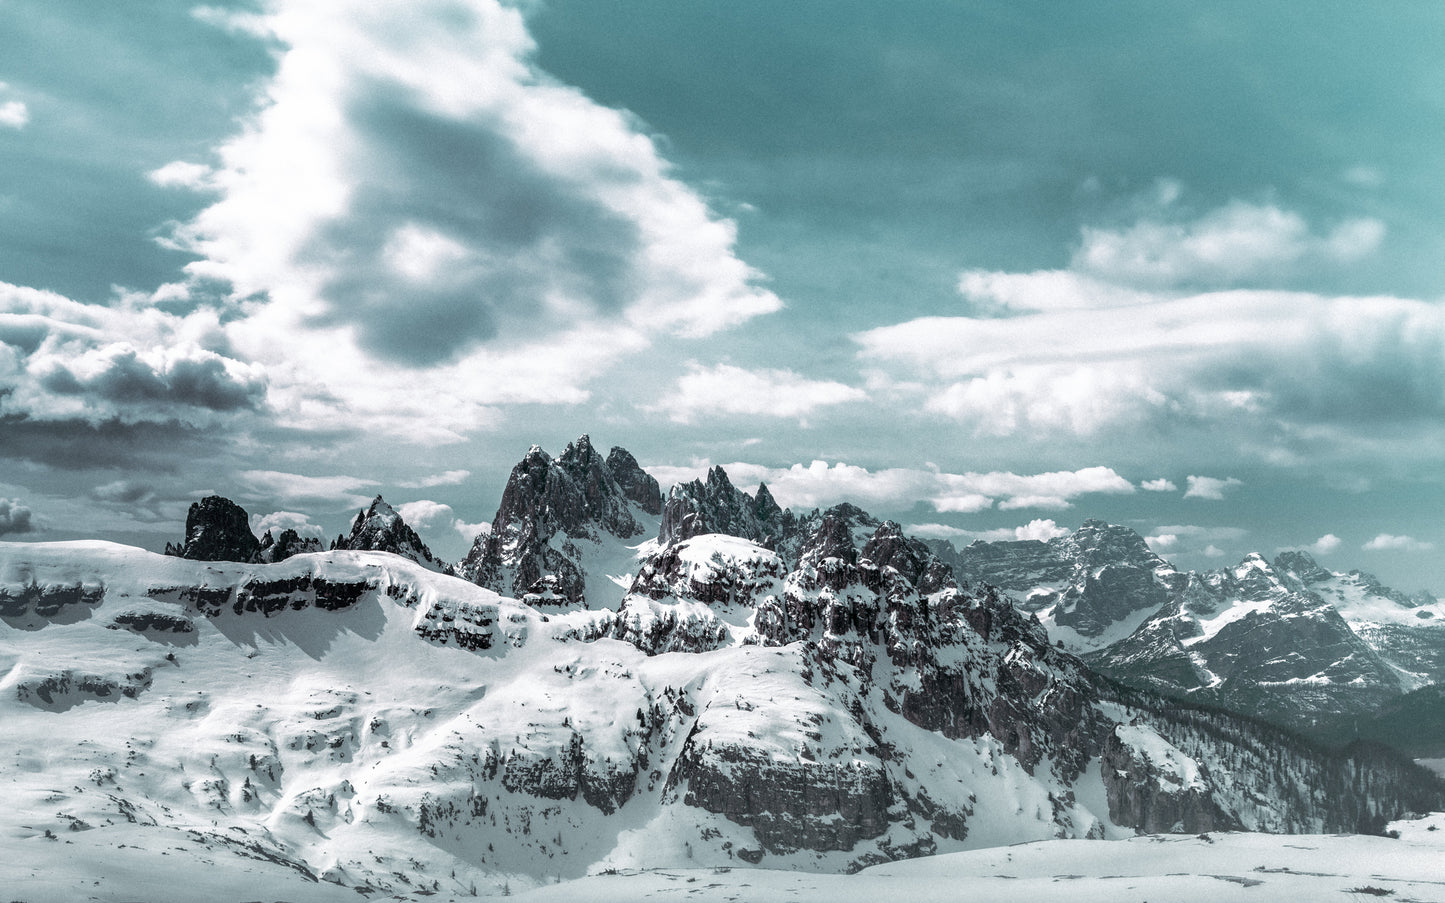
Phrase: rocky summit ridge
[
  {"left": 330, "top": 495, "right": 449, "bottom": 573},
  {"left": 455, "top": 435, "right": 662, "bottom": 606}
]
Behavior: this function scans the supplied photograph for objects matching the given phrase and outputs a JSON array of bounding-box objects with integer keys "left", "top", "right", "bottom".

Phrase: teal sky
[{"left": 3, "top": 1, "right": 1445, "bottom": 592}]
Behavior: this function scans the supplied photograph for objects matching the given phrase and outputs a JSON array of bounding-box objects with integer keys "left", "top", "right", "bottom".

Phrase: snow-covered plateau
[{"left": 2, "top": 530, "right": 1441, "bottom": 901}]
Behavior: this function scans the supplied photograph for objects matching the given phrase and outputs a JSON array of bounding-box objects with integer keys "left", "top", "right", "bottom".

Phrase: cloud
[
  {"left": 1074, "top": 200, "right": 1384, "bottom": 287},
  {"left": 0, "top": 100, "right": 27, "bottom": 130},
  {"left": 397, "top": 470, "right": 470, "bottom": 489},
  {"left": 91, "top": 480, "right": 158, "bottom": 506},
  {"left": 148, "top": 161, "right": 215, "bottom": 191},
  {"left": 957, "top": 269, "right": 1161, "bottom": 314},
  {"left": 396, "top": 499, "right": 454, "bottom": 531},
  {"left": 396, "top": 499, "right": 490, "bottom": 548},
  {"left": 655, "top": 362, "right": 866, "bottom": 424},
  {"left": 155, "top": 0, "right": 779, "bottom": 442},
  {"left": 1309, "top": 533, "right": 1342, "bottom": 555},
  {"left": 238, "top": 470, "right": 378, "bottom": 509},
  {"left": 648, "top": 458, "right": 1133, "bottom": 513},
  {"left": 1183, "top": 475, "right": 1243, "bottom": 501},
  {"left": 855, "top": 197, "right": 1445, "bottom": 445},
  {"left": 0, "top": 281, "right": 265, "bottom": 429},
  {"left": 0, "top": 498, "right": 34, "bottom": 536},
  {"left": 1140, "top": 478, "right": 1177, "bottom": 492},
  {"left": 1363, "top": 533, "right": 1435, "bottom": 553},
  {"left": 905, "top": 518, "right": 1070, "bottom": 544},
  {"left": 250, "top": 510, "right": 324, "bottom": 539},
  {"left": 1145, "top": 523, "right": 1248, "bottom": 558}
]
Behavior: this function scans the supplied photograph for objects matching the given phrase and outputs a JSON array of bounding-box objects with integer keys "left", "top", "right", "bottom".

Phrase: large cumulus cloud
[{"left": 157, "top": 0, "right": 780, "bottom": 440}]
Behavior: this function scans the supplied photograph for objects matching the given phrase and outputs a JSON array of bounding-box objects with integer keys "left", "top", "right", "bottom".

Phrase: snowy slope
[{"left": 2, "top": 534, "right": 1439, "bottom": 900}]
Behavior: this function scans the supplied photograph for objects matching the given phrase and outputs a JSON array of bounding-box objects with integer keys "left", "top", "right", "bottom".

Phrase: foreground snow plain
[{"left": 8, "top": 826, "right": 1445, "bottom": 902}]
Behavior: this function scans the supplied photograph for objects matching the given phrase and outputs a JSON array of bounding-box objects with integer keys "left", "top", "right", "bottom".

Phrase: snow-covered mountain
[
  {"left": 2, "top": 504, "right": 1440, "bottom": 895},
  {"left": 942, "top": 522, "right": 1445, "bottom": 741},
  {"left": 456, "top": 435, "right": 661, "bottom": 606}
]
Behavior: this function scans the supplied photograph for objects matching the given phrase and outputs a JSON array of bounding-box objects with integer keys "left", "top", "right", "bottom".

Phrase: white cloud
[
  {"left": 647, "top": 458, "right": 1133, "bottom": 513},
  {"left": 1363, "top": 533, "right": 1435, "bottom": 553},
  {"left": 1140, "top": 478, "right": 1177, "bottom": 492},
  {"left": 906, "top": 518, "right": 1070, "bottom": 544},
  {"left": 455, "top": 519, "right": 491, "bottom": 542},
  {"left": 656, "top": 362, "right": 866, "bottom": 424},
  {"left": 148, "top": 161, "right": 215, "bottom": 190},
  {"left": 855, "top": 194, "right": 1442, "bottom": 444},
  {"left": 1341, "top": 165, "right": 1384, "bottom": 189},
  {"left": 1145, "top": 524, "right": 1248, "bottom": 559},
  {"left": 155, "top": 0, "right": 779, "bottom": 443},
  {"left": 1184, "top": 475, "right": 1243, "bottom": 501},
  {"left": 398, "top": 470, "right": 470, "bottom": 489},
  {"left": 0, "top": 99, "right": 28, "bottom": 130},
  {"left": 1146, "top": 533, "right": 1178, "bottom": 551},
  {"left": 1074, "top": 200, "right": 1384, "bottom": 286},
  {"left": 396, "top": 499, "right": 454, "bottom": 531},
  {"left": 238, "top": 470, "right": 378, "bottom": 508},
  {"left": 957, "top": 269, "right": 1161, "bottom": 314},
  {"left": 1309, "top": 533, "right": 1342, "bottom": 555},
  {"left": 250, "top": 510, "right": 324, "bottom": 539}
]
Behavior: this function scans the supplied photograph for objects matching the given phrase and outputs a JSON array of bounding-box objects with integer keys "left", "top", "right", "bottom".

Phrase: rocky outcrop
[
  {"left": 605, "top": 446, "right": 663, "bottom": 515},
  {"left": 1101, "top": 724, "right": 1242, "bottom": 834},
  {"left": 456, "top": 436, "right": 660, "bottom": 606},
  {"left": 165, "top": 496, "right": 261, "bottom": 563},
  {"left": 658, "top": 468, "right": 806, "bottom": 559},
  {"left": 331, "top": 496, "right": 448, "bottom": 573},
  {"left": 257, "top": 528, "right": 323, "bottom": 563}
]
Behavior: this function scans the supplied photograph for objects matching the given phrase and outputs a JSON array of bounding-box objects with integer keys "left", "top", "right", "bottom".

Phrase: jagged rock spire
[{"left": 165, "top": 496, "right": 261, "bottom": 563}]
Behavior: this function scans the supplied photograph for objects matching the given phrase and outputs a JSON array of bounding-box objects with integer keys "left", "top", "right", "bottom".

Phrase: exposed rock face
[
  {"left": 456, "top": 436, "right": 659, "bottom": 606},
  {"left": 165, "top": 496, "right": 261, "bottom": 563},
  {"left": 605, "top": 446, "right": 663, "bottom": 515},
  {"left": 331, "top": 496, "right": 448, "bottom": 573},
  {"left": 945, "top": 519, "right": 1181, "bottom": 641},
  {"left": 658, "top": 468, "right": 805, "bottom": 559},
  {"left": 1101, "top": 725, "right": 1240, "bottom": 834},
  {"left": 257, "top": 528, "right": 323, "bottom": 563}
]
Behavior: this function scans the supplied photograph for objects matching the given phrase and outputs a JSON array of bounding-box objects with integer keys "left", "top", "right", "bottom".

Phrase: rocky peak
[
  {"left": 456, "top": 437, "right": 661, "bottom": 606},
  {"left": 859, "top": 520, "right": 953, "bottom": 596},
  {"left": 605, "top": 446, "right": 662, "bottom": 515},
  {"left": 331, "top": 495, "right": 448, "bottom": 572},
  {"left": 1273, "top": 550, "right": 1333, "bottom": 585},
  {"left": 164, "top": 495, "right": 261, "bottom": 563}
]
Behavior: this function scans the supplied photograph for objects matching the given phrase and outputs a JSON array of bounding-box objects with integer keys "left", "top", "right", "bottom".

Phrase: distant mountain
[
  {"left": 1088, "top": 553, "right": 1406, "bottom": 728},
  {"left": 943, "top": 523, "right": 1445, "bottom": 742},
  {"left": 932, "top": 519, "right": 1183, "bottom": 648},
  {"left": 331, "top": 494, "right": 448, "bottom": 573}
]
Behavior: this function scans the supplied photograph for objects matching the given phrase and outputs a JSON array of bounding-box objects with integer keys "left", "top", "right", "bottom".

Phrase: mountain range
[{"left": 2, "top": 434, "right": 1442, "bottom": 898}]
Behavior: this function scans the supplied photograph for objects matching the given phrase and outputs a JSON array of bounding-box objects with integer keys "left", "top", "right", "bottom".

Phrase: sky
[{"left": 3, "top": 0, "right": 1445, "bottom": 592}]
